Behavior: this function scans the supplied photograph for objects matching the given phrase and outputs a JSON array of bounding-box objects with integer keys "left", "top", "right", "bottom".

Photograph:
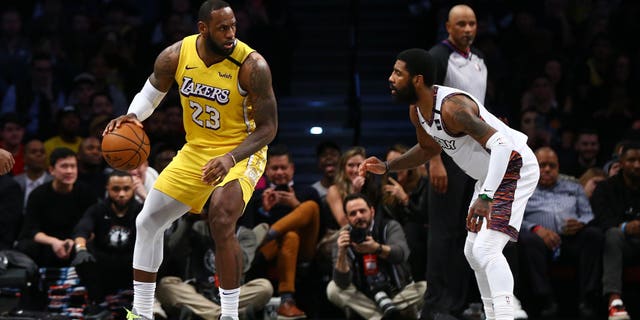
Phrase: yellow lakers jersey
[{"left": 175, "top": 35, "right": 256, "bottom": 148}]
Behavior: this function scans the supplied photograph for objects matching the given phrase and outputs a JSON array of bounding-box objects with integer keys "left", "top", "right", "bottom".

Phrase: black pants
[
  {"left": 519, "top": 225, "right": 603, "bottom": 302},
  {"left": 75, "top": 250, "right": 132, "bottom": 303},
  {"left": 421, "top": 154, "right": 475, "bottom": 316}
]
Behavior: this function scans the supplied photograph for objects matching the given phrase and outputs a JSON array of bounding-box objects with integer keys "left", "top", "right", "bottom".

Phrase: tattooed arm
[
  {"left": 149, "top": 41, "right": 182, "bottom": 91},
  {"left": 441, "top": 94, "right": 496, "bottom": 145},
  {"left": 230, "top": 51, "right": 278, "bottom": 162},
  {"left": 441, "top": 94, "right": 514, "bottom": 231}
]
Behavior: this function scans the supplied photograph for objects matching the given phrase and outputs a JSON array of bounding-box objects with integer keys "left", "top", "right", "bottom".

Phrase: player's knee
[
  {"left": 464, "top": 240, "right": 479, "bottom": 269},
  {"left": 471, "top": 241, "right": 502, "bottom": 269},
  {"left": 208, "top": 207, "right": 237, "bottom": 238},
  {"left": 136, "top": 211, "right": 161, "bottom": 237}
]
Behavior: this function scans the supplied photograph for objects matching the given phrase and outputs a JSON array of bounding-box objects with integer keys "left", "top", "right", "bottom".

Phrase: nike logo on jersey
[{"left": 186, "top": 65, "right": 197, "bottom": 70}]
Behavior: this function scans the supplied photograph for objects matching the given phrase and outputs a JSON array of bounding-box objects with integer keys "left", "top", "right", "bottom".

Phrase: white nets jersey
[{"left": 416, "top": 85, "right": 529, "bottom": 182}]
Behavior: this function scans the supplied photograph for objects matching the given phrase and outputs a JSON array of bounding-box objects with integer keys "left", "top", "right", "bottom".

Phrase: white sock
[
  {"left": 482, "top": 297, "right": 495, "bottom": 320},
  {"left": 492, "top": 293, "right": 514, "bottom": 320},
  {"left": 220, "top": 287, "right": 240, "bottom": 320},
  {"left": 133, "top": 280, "right": 156, "bottom": 319}
]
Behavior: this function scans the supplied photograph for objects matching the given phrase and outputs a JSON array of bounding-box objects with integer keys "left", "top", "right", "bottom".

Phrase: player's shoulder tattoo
[
  {"left": 445, "top": 95, "right": 489, "bottom": 138},
  {"left": 243, "top": 52, "right": 272, "bottom": 94},
  {"left": 155, "top": 41, "right": 182, "bottom": 79}
]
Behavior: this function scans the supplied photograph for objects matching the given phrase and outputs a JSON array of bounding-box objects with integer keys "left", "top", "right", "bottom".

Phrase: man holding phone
[{"left": 241, "top": 144, "right": 321, "bottom": 319}]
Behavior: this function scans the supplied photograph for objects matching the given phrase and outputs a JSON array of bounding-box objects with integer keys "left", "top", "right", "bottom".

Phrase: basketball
[{"left": 102, "top": 123, "right": 151, "bottom": 171}]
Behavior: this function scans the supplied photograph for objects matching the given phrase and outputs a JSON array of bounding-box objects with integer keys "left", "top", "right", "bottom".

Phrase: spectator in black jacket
[
  {"left": 71, "top": 170, "right": 142, "bottom": 310},
  {"left": 591, "top": 141, "right": 640, "bottom": 319},
  {"left": 17, "top": 147, "right": 96, "bottom": 268}
]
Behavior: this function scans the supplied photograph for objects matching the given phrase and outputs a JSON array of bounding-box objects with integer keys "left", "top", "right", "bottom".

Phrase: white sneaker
[{"left": 513, "top": 296, "right": 528, "bottom": 320}]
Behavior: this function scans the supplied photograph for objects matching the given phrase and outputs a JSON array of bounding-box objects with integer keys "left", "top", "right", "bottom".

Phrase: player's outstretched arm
[
  {"left": 103, "top": 41, "right": 180, "bottom": 135},
  {"left": 231, "top": 51, "right": 278, "bottom": 162}
]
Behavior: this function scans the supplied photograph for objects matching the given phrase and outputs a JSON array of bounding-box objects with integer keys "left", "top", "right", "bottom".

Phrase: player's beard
[
  {"left": 393, "top": 83, "right": 418, "bottom": 104},
  {"left": 205, "top": 35, "right": 233, "bottom": 56}
]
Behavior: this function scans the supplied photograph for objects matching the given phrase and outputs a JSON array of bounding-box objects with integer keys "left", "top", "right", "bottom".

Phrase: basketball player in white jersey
[{"left": 360, "top": 48, "right": 539, "bottom": 320}]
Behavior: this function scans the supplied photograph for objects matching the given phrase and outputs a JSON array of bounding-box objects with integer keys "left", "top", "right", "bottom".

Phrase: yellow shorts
[{"left": 153, "top": 143, "right": 267, "bottom": 213}]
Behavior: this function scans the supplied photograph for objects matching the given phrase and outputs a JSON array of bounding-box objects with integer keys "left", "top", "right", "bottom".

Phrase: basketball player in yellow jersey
[{"left": 102, "top": 1, "right": 277, "bottom": 319}]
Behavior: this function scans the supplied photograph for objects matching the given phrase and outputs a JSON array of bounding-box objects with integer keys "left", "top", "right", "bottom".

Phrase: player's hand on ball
[
  {"left": 102, "top": 113, "right": 142, "bottom": 136},
  {"left": 359, "top": 156, "right": 385, "bottom": 176},
  {"left": 467, "top": 198, "right": 491, "bottom": 232}
]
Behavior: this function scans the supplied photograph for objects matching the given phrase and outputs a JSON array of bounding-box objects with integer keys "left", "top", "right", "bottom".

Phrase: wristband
[
  {"left": 621, "top": 222, "right": 628, "bottom": 234},
  {"left": 384, "top": 161, "right": 390, "bottom": 174},
  {"left": 531, "top": 225, "right": 542, "bottom": 233},
  {"left": 479, "top": 193, "right": 493, "bottom": 202},
  {"left": 375, "top": 243, "right": 383, "bottom": 255},
  {"left": 75, "top": 244, "right": 86, "bottom": 251}
]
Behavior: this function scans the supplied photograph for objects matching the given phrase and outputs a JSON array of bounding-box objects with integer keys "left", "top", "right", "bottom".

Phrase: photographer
[{"left": 327, "top": 193, "right": 426, "bottom": 320}]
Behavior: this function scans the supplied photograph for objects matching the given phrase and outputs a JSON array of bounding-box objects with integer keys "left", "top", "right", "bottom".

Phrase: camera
[
  {"left": 274, "top": 184, "right": 289, "bottom": 191},
  {"left": 349, "top": 226, "right": 368, "bottom": 244},
  {"left": 367, "top": 273, "right": 398, "bottom": 317}
]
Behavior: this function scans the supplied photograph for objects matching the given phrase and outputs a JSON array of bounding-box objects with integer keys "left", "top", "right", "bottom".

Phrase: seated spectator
[
  {"left": 578, "top": 167, "right": 606, "bottom": 199},
  {"left": 519, "top": 147, "right": 603, "bottom": 318},
  {"left": 326, "top": 147, "right": 378, "bottom": 228},
  {"left": 380, "top": 144, "right": 429, "bottom": 281},
  {"left": 310, "top": 140, "right": 341, "bottom": 232},
  {"left": 0, "top": 112, "right": 25, "bottom": 175},
  {"left": 560, "top": 129, "right": 604, "bottom": 178},
  {"left": 590, "top": 141, "right": 640, "bottom": 320},
  {"left": 71, "top": 171, "right": 142, "bottom": 317},
  {"left": 242, "top": 144, "right": 320, "bottom": 319},
  {"left": 13, "top": 139, "right": 51, "bottom": 211},
  {"left": 327, "top": 193, "right": 426, "bottom": 319},
  {"left": 76, "top": 136, "right": 110, "bottom": 202},
  {"left": 44, "top": 106, "right": 83, "bottom": 161},
  {"left": 17, "top": 147, "right": 97, "bottom": 268},
  {"left": 157, "top": 214, "right": 273, "bottom": 320}
]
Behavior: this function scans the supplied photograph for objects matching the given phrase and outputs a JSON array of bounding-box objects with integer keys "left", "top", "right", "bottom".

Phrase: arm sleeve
[
  {"left": 479, "top": 132, "right": 514, "bottom": 199},
  {"left": 127, "top": 80, "right": 167, "bottom": 121}
]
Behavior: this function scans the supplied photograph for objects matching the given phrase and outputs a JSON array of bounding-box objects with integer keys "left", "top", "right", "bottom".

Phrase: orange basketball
[{"left": 102, "top": 123, "right": 151, "bottom": 171}]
